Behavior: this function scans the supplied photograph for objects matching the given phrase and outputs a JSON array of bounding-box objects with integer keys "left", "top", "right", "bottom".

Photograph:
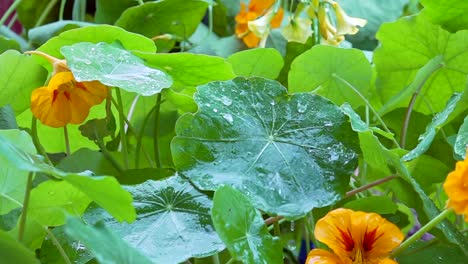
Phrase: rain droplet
[
  {"left": 324, "top": 121, "right": 333, "bottom": 127},
  {"left": 213, "top": 108, "right": 218, "bottom": 113},
  {"left": 220, "top": 96, "right": 232, "bottom": 106},
  {"left": 222, "top": 113, "right": 233, "bottom": 123},
  {"left": 297, "top": 102, "right": 307, "bottom": 113},
  {"left": 270, "top": 100, "right": 276, "bottom": 106}
]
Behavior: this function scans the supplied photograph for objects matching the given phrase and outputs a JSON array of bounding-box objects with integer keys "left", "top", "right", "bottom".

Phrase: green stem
[
  {"left": 0, "top": 0, "right": 22, "bottom": 26},
  {"left": 333, "top": 74, "right": 400, "bottom": 147},
  {"left": 345, "top": 175, "right": 398, "bottom": 198},
  {"left": 31, "top": 117, "right": 53, "bottom": 165},
  {"left": 225, "top": 259, "right": 235, "bottom": 264},
  {"left": 6, "top": 13, "right": 17, "bottom": 29},
  {"left": 390, "top": 208, "right": 453, "bottom": 258},
  {"left": 135, "top": 104, "right": 157, "bottom": 168},
  {"left": 96, "top": 137, "right": 124, "bottom": 173},
  {"left": 18, "top": 172, "right": 34, "bottom": 242},
  {"left": 34, "top": 0, "right": 58, "bottom": 27},
  {"left": 59, "top": 0, "right": 67, "bottom": 20},
  {"left": 153, "top": 93, "right": 162, "bottom": 168},
  {"left": 273, "top": 221, "right": 281, "bottom": 236},
  {"left": 115, "top": 89, "right": 129, "bottom": 169},
  {"left": 45, "top": 227, "right": 72, "bottom": 264},
  {"left": 136, "top": 0, "right": 144, "bottom": 5},
  {"left": 63, "top": 125, "right": 70, "bottom": 156},
  {"left": 400, "top": 56, "right": 445, "bottom": 148},
  {"left": 212, "top": 253, "right": 220, "bottom": 264}
]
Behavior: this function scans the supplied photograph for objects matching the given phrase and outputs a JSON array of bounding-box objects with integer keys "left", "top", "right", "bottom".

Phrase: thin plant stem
[
  {"left": 63, "top": 125, "right": 71, "bottom": 156},
  {"left": 6, "top": 13, "right": 17, "bottom": 29},
  {"left": 153, "top": 93, "right": 162, "bottom": 168},
  {"left": 95, "top": 137, "right": 124, "bottom": 173},
  {"left": 333, "top": 74, "right": 400, "bottom": 147},
  {"left": 115, "top": 88, "right": 129, "bottom": 169},
  {"left": 136, "top": 0, "right": 144, "bottom": 5},
  {"left": 34, "top": 0, "right": 59, "bottom": 28},
  {"left": 45, "top": 227, "right": 72, "bottom": 264},
  {"left": 18, "top": 172, "right": 34, "bottom": 242},
  {"left": 212, "top": 253, "right": 221, "bottom": 264},
  {"left": 303, "top": 219, "right": 311, "bottom": 253},
  {"left": 273, "top": 221, "right": 281, "bottom": 236},
  {"left": 390, "top": 208, "right": 453, "bottom": 258},
  {"left": 135, "top": 104, "right": 157, "bottom": 168},
  {"left": 345, "top": 175, "right": 398, "bottom": 198},
  {"left": 59, "top": 0, "right": 67, "bottom": 20},
  {"left": 31, "top": 117, "right": 53, "bottom": 165},
  {"left": 306, "top": 212, "right": 319, "bottom": 249},
  {"left": 225, "top": 259, "right": 235, "bottom": 264},
  {"left": 0, "top": 0, "right": 22, "bottom": 26}
]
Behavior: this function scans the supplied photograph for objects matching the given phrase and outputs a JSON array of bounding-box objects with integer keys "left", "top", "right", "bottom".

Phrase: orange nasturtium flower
[
  {"left": 443, "top": 149, "right": 468, "bottom": 221},
  {"left": 235, "top": 0, "right": 284, "bottom": 48},
  {"left": 28, "top": 51, "right": 108, "bottom": 128},
  {"left": 306, "top": 208, "right": 404, "bottom": 264}
]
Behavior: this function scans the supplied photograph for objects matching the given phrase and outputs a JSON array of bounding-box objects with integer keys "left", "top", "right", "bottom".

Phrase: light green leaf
[
  {"left": 28, "top": 180, "right": 91, "bottom": 226},
  {"left": 38, "top": 25, "right": 157, "bottom": 58},
  {"left": 0, "top": 132, "right": 135, "bottom": 223},
  {"left": 343, "top": 196, "right": 398, "bottom": 215},
  {"left": 65, "top": 218, "right": 153, "bottom": 264},
  {"left": 0, "top": 50, "right": 48, "bottom": 114},
  {"left": 0, "top": 167, "right": 28, "bottom": 215},
  {"left": 0, "top": 36, "right": 20, "bottom": 53},
  {"left": 95, "top": 0, "right": 137, "bottom": 24},
  {"left": 212, "top": 186, "right": 282, "bottom": 264},
  {"left": 402, "top": 93, "right": 463, "bottom": 161},
  {"left": 172, "top": 77, "right": 359, "bottom": 219},
  {"left": 420, "top": 0, "right": 468, "bottom": 32},
  {"left": 61, "top": 42, "right": 173, "bottom": 96},
  {"left": 115, "top": 0, "right": 208, "bottom": 52},
  {"left": 227, "top": 48, "right": 284, "bottom": 79},
  {"left": 0, "top": 230, "right": 39, "bottom": 264},
  {"left": 136, "top": 51, "right": 235, "bottom": 89},
  {"left": 16, "top": 0, "right": 59, "bottom": 29},
  {"left": 289, "top": 45, "right": 372, "bottom": 108},
  {"left": 374, "top": 15, "right": 468, "bottom": 114},
  {"left": 84, "top": 176, "right": 224, "bottom": 263},
  {"left": 455, "top": 116, "right": 468, "bottom": 160}
]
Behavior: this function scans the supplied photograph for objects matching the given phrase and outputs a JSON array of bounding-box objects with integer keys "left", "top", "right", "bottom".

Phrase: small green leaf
[
  {"left": 79, "top": 118, "right": 112, "bottom": 142},
  {"left": 61, "top": 42, "right": 173, "bottom": 96},
  {"left": 65, "top": 218, "right": 153, "bottom": 264},
  {"left": 420, "top": 0, "right": 468, "bottom": 32},
  {"left": 289, "top": 45, "right": 372, "bottom": 108},
  {"left": 454, "top": 116, "right": 468, "bottom": 160},
  {"left": 0, "top": 50, "right": 48, "bottom": 114},
  {"left": 402, "top": 93, "right": 463, "bottom": 161},
  {"left": 28, "top": 21, "right": 94, "bottom": 46},
  {"left": 38, "top": 25, "right": 157, "bottom": 58},
  {"left": 0, "top": 230, "right": 39, "bottom": 264},
  {"left": 212, "top": 186, "right": 282, "bottom": 264},
  {"left": 343, "top": 196, "right": 398, "bottom": 215},
  {"left": 0, "top": 105, "right": 18, "bottom": 129},
  {"left": 227, "top": 48, "right": 284, "bottom": 79},
  {"left": 172, "top": 77, "right": 359, "bottom": 219},
  {"left": 0, "top": 36, "right": 21, "bottom": 53},
  {"left": 137, "top": 51, "right": 235, "bottom": 88},
  {"left": 84, "top": 176, "right": 225, "bottom": 263}
]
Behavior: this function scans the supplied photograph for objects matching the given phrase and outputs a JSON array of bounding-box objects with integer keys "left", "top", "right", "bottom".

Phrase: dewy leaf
[
  {"left": 171, "top": 77, "right": 359, "bottom": 219},
  {"left": 0, "top": 230, "right": 39, "bottom": 264},
  {"left": 38, "top": 25, "right": 157, "bottom": 58},
  {"left": 84, "top": 176, "right": 225, "bottom": 263},
  {"left": 454, "top": 116, "right": 468, "bottom": 160},
  {"left": 289, "top": 45, "right": 372, "bottom": 108},
  {"left": 212, "top": 186, "right": 282, "bottom": 264},
  {"left": 227, "top": 48, "right": 284, "bottom": 79},
  {"left": 420, "top": 0, "right": 468, "bottom": 32},
  {"left": 61, "top": 42, "right": 173, "bottom": 96},
  {"left": 374, "top": 14, "right": 468, "bottom": 115},
  {"left": 65, "top": 218, "right": 153, "bottom": 264},
  {"left": 402, "top": 93, "right": 463, "bottom": 161},
  {"left": 136, "top": 51, "right": 235, "bottom": 89},
  {"left": 0, "top": 50, "right": 48, "bottom": 114},
  {"left": 0, "top": 131, "right": 135, "bottom": 223}
]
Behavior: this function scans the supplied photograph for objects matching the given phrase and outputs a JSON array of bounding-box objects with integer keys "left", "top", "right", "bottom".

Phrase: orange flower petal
[
  {"left": 242, "top": 32, "right": 261, "bottom": 48},
  {"left": 444, "top": 154, "right": 468, "bottom": 219},
  {"left": 270, "top": 8, "right": 284, "bottom": 28},
  {"left": 306, "top": 249, "right": 346, "bottom": 264},
  {"left": 249, "top": 0, "right": 275, "bottom": 14}
]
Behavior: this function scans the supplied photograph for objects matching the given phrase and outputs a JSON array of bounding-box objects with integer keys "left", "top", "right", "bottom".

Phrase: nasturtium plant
[{"left": 1, "top": 0, "right": 468, "bottom": 263}]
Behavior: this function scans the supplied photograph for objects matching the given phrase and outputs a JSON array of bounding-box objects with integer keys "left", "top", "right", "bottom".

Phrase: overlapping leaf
[{"left": 172, "top": 77, "right": 359, "bottom": 219}]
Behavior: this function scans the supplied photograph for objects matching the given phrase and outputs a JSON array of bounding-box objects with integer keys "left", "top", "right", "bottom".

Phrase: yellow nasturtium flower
[
  {"left": 235, "top": 0, "right": 284, "bottom": 48},
  {"left": 28, "top": 51, "right": 108, "bottom": 128},
  {"left": 443, "top": 149, "right": 468, "bottom": 221},
  {"left": 282, "top": 17, "right": 313, "bottom": 44},
  {"left": 306, "top": 208, "right": 403, "bottom": 264}
]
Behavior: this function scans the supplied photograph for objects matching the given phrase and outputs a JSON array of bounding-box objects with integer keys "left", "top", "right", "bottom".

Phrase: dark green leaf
[
  {"left": 0, "top": 105, "right": 18, "bottom": 129},
  {"left": 0, "top": 230, "right": 39, "bottom": 263},
  {"left": 172, "top": 77, "right": 359, "bottom": 219},
  {"left": 397, "top": 240, "right": 467, "bottom": 264},
  {"left": 95, "top": 0, "right": 137, "bottom": 24},
  {"left": 57, "top": 148, "right": 120, "bottom": 176},
  {"left": 403, "top": 93, "right": 463, "bottom": 161},
  {"left": 79, "top": 118, "right": 112, "bottom": 142},
  {"left": 0, "top": 50, "right": 48, "bottom": 114},
  {"left": 65, "top": 218, "right": 153, "bottom": 264},
  {"left": 289, "top": 45, "right": 372, "bottom": 108},
  {"left": 28, "top": 21, "right": 94, "bottom": 46},
  {"left": 61, "top": 42, "right": 173, "bottom": 96},
  {"left": 16, "top": 0, "right": 59, "bottom": 29},
  {"left": 420, "top": 0, "right": 468, "bottom": 32},
  {"left": 227, "top": 48, "right": 284, "bottom": 79},
  {"left": 115, "top": 168, "right": 173, "bottom": 185},
  {"left": 343, "top": 196, "right": 398, "bottom": 215},
  {"left": 85, "top": 176, "right": 225, "bottom": 263},
  {"left": 212, "top": 185, "right": 282, "bottom": 264}
]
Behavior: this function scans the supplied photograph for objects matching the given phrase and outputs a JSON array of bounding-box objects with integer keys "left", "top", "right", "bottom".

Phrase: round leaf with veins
[{"left": 171, "top": 77, "right": 359, "bottom": 219}]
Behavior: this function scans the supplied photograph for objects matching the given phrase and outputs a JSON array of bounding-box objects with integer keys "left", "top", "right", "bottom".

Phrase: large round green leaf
[
  {"left": 171, "top": 77, "right": 359, "bottom": 219},
  {"left": 212, "top": 186, "right": 282, "bottom": 264},
  {"left": 374, "top": 15, "right": 468, "bottom": 115},
  {"left": 85, "top": 176, "right": 224, "bottom": 263},
  {"left": 227, "top": 48, "right": 284, "bottom": 79},
  {"left": 420, "top": 0, "right": 468, "bottom": 32},
  {"left": 289, "top": 45, "right": 372, "bottom": 108},
  {"left": 61, "top": 42, "right": 173, "bottom": 96}
]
